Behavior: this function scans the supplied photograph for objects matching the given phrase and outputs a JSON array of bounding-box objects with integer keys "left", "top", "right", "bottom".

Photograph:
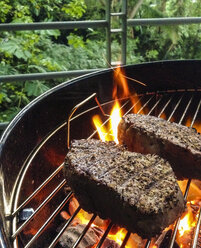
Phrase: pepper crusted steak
[
  {"left": 64, "top": 139, "right": 185, "bottom": 238},
  {"left": 118, "top": 114, "right": 201, "bottom": 180}
]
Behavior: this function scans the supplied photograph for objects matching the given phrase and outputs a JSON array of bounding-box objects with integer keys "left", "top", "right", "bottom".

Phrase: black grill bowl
[{"left": 0, "top": 60, "right": 201, "bottom": 247}]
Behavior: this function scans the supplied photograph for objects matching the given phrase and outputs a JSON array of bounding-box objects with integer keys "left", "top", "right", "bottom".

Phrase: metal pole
[
  {"left": 127, "top": 17, "right": 201, "bottom": 26},
  {"left": 121, "top": 0, "right": 127, "bottom": 65},
  {"left": 0, "top": 20, "right": 107, "bottom": 31},
  {"left": 0, "top": 69, "right": 99, "bottom": 82},
  {"left": 106, "top": 0, "right": 112, "bottom": 66}
]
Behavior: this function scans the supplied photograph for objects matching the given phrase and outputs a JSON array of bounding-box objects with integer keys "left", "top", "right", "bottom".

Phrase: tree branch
[{"left": 129, "top": 0, "right": 144, "bottom": 19}]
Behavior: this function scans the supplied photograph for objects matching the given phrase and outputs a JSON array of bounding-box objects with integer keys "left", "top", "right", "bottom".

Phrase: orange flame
[
  {"left": 92, "top": 115, "right": 110, "bottom": 142},
  {"left": 110, "top": 100, "right": 122, "bottom": 144},
  {"left": 108, "top": 228, "right": 127, "bottom": 246},
  {"left": 113, "top": 67, "right": 130, "bottom": 98},
  {"left": 92, "top": 99, "right": 122, "bottom": 144},
  {"left": 185, "top": 118, "right": 201, "bottom": 133},
  {"left": 176, "top": 202, "right": 197, "bottom": 247}
]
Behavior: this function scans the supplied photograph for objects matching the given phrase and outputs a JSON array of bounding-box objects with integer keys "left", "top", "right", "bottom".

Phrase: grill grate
[{"left": 10, "top": 89, "right": 201, "bottom": 248}]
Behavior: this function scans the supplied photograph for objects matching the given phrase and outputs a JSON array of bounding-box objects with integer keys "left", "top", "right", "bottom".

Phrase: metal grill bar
[
  {"left": 191, "top": 99, "right": 201, "bottom": 127},
  {"left": 158, "top": 94, "right": 175, "bottom": 117},
  {"left": 48, "top": 206, "right": 81, "bottom": 248},
  {"left": 178, "top": 96, "right": 193, "bottom": 124},
  {"left": 137, "top": 95, "right": 154, "bottom": 114},
  {"left": 167, "top": 94, "right": 184, "bottom": 121},
  {"left": 192, "top": 207, "right": 201, "bottom": 248},
  {"left": 96, "top": 222, "right": 113, "bottom": 248},
  {"left": 24, "top": 191, "right": 73, "bottom": 248},
  {"left": 144, "top": 240, "right": 151, "bottom": 248},
  {"left": 72, "top": 214, "right": 97, "bottom": 248},
  {"left": 147, "top": 96, "right": 162, "bottom": 115},
  {"left": 120, "top": 232, "right": 131, "bottom": 248},
  {"left": 168, "top": 179, "right": 192, "bottom": 248},
  {"left": 124, "top": 95, "right": 148, "bottom": 115},
  {"left": 68, "top": 93, "right": 97, "bottom": 149},
  {"left": 12, "top": 163, "right": 64, "bottom": 217},
  {"left": 12, "top": 179, "right": 67, "bottom": 239}
]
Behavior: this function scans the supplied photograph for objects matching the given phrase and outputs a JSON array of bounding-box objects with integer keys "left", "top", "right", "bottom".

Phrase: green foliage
[
  {"left": 0, "top": 0, "right": 201, "bottom": 123},
  {"left": 62, "top": 0, "right": 86, "bottom": 19}
]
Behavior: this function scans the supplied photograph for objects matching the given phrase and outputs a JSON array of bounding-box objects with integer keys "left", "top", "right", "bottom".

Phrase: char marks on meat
[
  {"left": 118, "top": 114, "right": 201, "bottom": 180},
  {"left": 64, "top": 139, "right": 185, "bottom": 238}
]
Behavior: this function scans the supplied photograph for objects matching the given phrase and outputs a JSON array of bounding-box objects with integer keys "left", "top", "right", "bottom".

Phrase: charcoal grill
[{"left": 0, "top": 60, "right": 201, "bottom": 248}]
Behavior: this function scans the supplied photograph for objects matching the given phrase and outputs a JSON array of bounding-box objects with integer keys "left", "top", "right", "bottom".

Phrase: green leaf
[{"left": 24, "top": 81, "right": 50, "bottom": 97}]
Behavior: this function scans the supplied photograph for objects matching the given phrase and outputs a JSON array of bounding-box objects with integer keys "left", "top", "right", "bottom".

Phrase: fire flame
[
  {"left": 92, "top": 115, "right": 109, "bottom": 142},
  {"left": 108, "top": 228, "right": 127, "bottom": 246},
  {"left": 110, "top": 100, "right": 122, "bottom": 144},
  {"left": 92, "top": 99, "right": 122, "bottom": 144},
  {"left": 176, "top": 202, "right": 197, "bottom": 248},
  {"left": 113, "top": 66, "right": 130, "bottom": 98}
]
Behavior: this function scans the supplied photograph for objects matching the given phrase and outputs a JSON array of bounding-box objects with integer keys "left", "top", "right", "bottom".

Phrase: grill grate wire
[{"left": 10, "top": 90, "right": 201, "bottom": 248}]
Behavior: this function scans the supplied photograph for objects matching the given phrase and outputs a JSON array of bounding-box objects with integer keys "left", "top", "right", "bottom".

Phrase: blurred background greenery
[{"left": 0, "top": 0, "right": 200, "bottom": 123}]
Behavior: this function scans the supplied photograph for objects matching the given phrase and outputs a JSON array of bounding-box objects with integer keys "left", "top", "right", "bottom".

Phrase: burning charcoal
[
  {"left": 64, "top": 139, "right": 185, "bottom": 238},
  {"left": 59, "top": 223, "right": 121, "bottom": 248},
  {"left": 59, "top": 224, "right": 100, "bottom": 248},
  {"left": 155, "top": 229, "right": 180, "bottom": 248},
  {"left": 118, "top": 114, "right": 201, "bottom": 180},
  {"left": 102, "top": 238, "right": 120, "bottom": 248}
]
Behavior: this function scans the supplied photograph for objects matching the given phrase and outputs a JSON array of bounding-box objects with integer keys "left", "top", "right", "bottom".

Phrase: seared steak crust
[
  {"left": 64, "top": 139, "right": 185, "bottom": 238},
  {"left": 118, "top": 114, "right": 201, "bottom": 180}
]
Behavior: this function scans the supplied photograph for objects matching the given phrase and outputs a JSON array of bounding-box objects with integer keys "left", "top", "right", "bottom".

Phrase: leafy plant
[{"left": 0, "top": 0, "right": 201, "bottom": 123}]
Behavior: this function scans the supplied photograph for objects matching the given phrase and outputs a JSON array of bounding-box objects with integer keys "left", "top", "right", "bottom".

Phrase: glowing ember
[
  {"left": 108, "top": 228, "right": 127, "bottom": 246},
  {"left": 110, "top": 100, "right": 122, "bottom": 144},
  {"left": 178, "top": 213, "right": 191, "bottom": 237},
  {"left": 176, "top": 202, "right": 197, "bottom": 247},
  {"left": 178, "top": 203, "right": 196, "bottom": 236}
]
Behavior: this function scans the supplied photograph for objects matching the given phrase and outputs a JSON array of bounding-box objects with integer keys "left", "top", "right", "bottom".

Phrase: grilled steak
[
  {"left": 64, "top": 139, "right": 185, "bottom": 238},
  {"left": 118, "top": 114, "right": 201, "bottom": 180}
]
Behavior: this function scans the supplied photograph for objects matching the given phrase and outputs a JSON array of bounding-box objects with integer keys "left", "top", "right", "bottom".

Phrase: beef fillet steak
[
  {"left": 118, "top": 114, "right": 201, "bottom": 180},
  {"left": 64, "top": 139, "right": 185, "bottom": 238}
]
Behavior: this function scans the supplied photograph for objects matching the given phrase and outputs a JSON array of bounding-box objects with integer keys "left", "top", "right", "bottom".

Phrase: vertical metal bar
[
  {"left": 67, "top": 93, "right": 96, "bottom": 149},
  {"left": 158, "top": 94, "right": 175, "bottom": 117},
  {"left": 106, "top": 0, "right": 111, "bottom": 66},
  {"left": 192, "top": 207, "right": 201, "bottom": 248},
  {"left": 148, "top": 96, "right": 162, "bottom": 115},
  {"left": 168, "top": 179, "right": 191, "bottom": 248},
  {"left": 96, "top": 222, "right": 113, "bottom": 248},
  {"left": 167, "top": 94, "right": 184, "bottom": 121},
  {"left": 137, "top": 95, "right": 154, "bottom": 114},
  {"left": 190, "top": 98, "right": 201, "bottom": 127},
  {"left": 72, "top": 214, "right": 97, "bottom": 248},
  {"left": 48, "top": 206, "right": 81, "bottom": 248},
  {"left": 120, "top": 231, "right": 131, "bottom": 248},
  {"left": 178, "top": 95, "right": 193, "bottom": 124},
  {"left": 144, "top": 239, "right": 151, "bottom": 248},
  {"left": 121, "top": 0, "right": 127, "bottom": 65}
]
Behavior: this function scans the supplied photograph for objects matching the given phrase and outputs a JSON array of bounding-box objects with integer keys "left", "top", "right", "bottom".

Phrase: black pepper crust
[
  {"left": 64, "top": 139, "right": 185, "bottom": 238},
  {"left": 118, "top": 114, "right": 201, "bottom": 180}
]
